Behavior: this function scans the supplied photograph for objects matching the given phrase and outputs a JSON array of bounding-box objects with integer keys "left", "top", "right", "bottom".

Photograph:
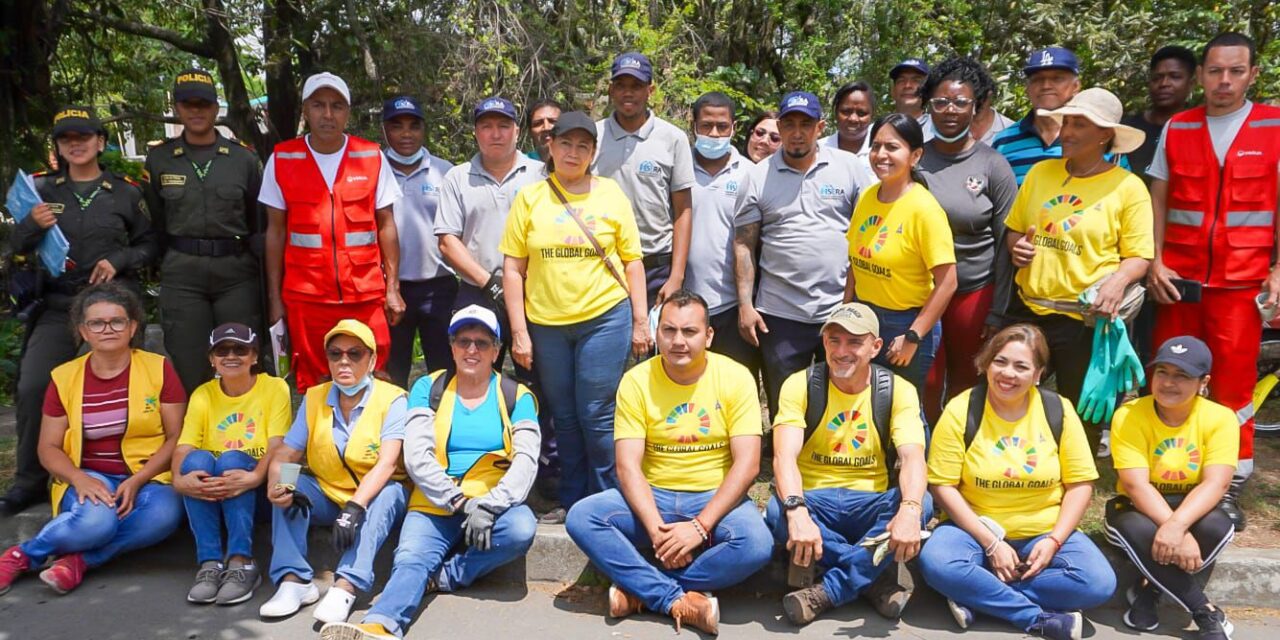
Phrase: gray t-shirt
[
  {"left": 435, "top": 153, "right": 545, "bottom": 285},
  {"left": 1148, "top": 101, "right": 1253, "bottom": 180},
  {"left": 918, "top": 142, "right": 1018, "bottom": 297},
  {"left": 734, "top": 146, "right": 862, "bottom": 323},
  {"left": 388, "top": 150, "right": 455, "bottom": 281},
  {"left": 688, "top": 149, "right": 753, "bottom": 315},
  {"left": 594, "top": 113, "right": 696, "bottom": 256}
]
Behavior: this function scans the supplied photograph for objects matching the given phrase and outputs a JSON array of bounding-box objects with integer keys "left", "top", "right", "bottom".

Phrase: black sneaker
[
  {"left": 1192, "top": 605, "right": 1234, "bottom": 640},
  {"left": 1123, "top": 581, "right": 1160, "bottom": 631},
  {"left": 1220, "top": 495, "right": 1247, "bottom": 532}
]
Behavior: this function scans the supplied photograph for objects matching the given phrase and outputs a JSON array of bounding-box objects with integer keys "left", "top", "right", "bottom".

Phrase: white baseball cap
[
  {"left": 301, "top": 72, "right": 351, "bottom": 104},
  {"left": 449, "top": 305, "right": 501, "bottom": 340}
]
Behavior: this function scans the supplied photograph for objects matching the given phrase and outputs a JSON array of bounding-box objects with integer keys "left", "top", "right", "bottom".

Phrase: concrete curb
[{"left": 3, "top": 506, "right": 1277, "bottom": 608}]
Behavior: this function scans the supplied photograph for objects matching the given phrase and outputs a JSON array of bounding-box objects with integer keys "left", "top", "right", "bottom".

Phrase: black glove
[
  {"left": 483, "top": 269, "right": 506, "bottom": 314},
  {"left": 332, "top": 500, "right": 366, "bottom": 552},
  {"left": 285, "top": 490, "right": 312, "bottom": 520},
  {"left": 462, "top": 500, "right": 498, "bottom": 551}
]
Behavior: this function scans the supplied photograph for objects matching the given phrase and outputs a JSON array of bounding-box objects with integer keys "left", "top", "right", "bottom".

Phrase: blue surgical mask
[
  {"left": 934, "top": 125, "right": 971, "bottom": 144},
  {"left": 385, "top": 146, "right": 426, "bottom": 165},
  {"left": 694, "top": 135, "right": 732, "bottom": 160},
  {"left": 334, "top": 374, "right": 372, "bottom": 397}
]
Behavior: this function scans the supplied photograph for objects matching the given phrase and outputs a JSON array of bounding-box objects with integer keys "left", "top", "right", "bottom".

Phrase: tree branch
[{"left": 68, "top": 10, "right": 215, "bottom": 57}]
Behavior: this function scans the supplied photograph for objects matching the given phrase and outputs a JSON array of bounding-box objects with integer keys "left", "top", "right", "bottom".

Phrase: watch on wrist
[
  {"left": 904, "top": 329, "right": 922, "bottom": 344},
  {"left": 783, "top": 495, "right": 807, "bottom": 511}
]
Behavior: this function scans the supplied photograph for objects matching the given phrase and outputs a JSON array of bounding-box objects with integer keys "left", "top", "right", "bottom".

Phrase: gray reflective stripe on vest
[
  {"left": 1237, "top": 402, "right": 1255, "bottom": 424},
  {"left": 289, "top": 232, "right": 323, "bottom": 248},
  {"left": 276, "top": 151, "right": 308, "bottom": 159},
  {"left": 1249, "top": 119, "right": 1280, "bottom": 128},
  {"left": 345, "top": 231, "right": 377, "bottom": 246},
  {"left": 1170, "top": 122, "right": 1203, "bottom": 130},
  {"left": 348, "top": 150, "right": 380, "bottom": 158},
  {"left": 1226, "top": 211, "right": 1274, "bottom": 227},
  {"left": 1168, "top": 209, "right": 1204, "bottom": 226}
]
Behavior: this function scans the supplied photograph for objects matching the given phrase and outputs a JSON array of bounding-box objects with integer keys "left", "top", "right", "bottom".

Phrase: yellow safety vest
[
  {"left": 304, "top": 378, "right": 406, "bottom": 504},
  {"left": 48, "top": 350, "right": 172, "bottom": 515}
]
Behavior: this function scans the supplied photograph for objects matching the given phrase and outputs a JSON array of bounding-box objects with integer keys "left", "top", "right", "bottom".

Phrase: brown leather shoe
[
  {"left": 670, "top": 591, "right": 719, "bottom": 635},
  {"left": 782, "top": 584, "right": 833, "bottom": 626},
  {"left": 608, "top": 584, "right": 644, "bottom": 618},
  {"left": 864, "top": 562, "right": 914, "bottom": 619}
]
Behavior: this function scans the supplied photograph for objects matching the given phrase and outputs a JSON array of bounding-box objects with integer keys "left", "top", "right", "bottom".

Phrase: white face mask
[
  {"left": 933, "top": 125, "right": 971, "bottom": 144},
  {"left": 694, "top": 134, "right": 732, "bottom": 160},
  {"left": 333, "top": 374, "right": 372, "bottom": 397},
  {"left": 384, "top": 146, "right": 426, "bottom": 165}
]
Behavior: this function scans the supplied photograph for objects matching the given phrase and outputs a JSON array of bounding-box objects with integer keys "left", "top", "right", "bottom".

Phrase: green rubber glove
[{"left": 1078, "top": 320, "right": 1113, "bottom": 423}]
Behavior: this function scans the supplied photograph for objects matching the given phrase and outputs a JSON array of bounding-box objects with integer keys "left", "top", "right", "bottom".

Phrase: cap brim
[
  {"left": 209, "top": 336, "right": 258, "bottom": 350},
  {"left": 52, "top": 124, "right": 101, "bottom": 137},
  {"left": 1036, "top": 106, "right": 1147, "bottom": 154},
  {"left": 382, "top": 109, "right": 423, "bottom": 122},
  {"left": 777, "top": 107, "right": 820, "bottom": 120},
  {"left": 174, "top": 89, "right": 218, "bottom": 103},
  {"left": 611, "top": 69, "right": 652, "bottom": 83},
  {"left": 821, "top": 318, "right": 878, "bottom": 337},
  {"left": 473, "top": 109, "right": 516, "bottom": 122},
  {"left": 1024, "top": 65, "right": 1078, "bottom": 76},
  {"left": 302, "top": 83, "right": 350, "bottom": 104},
  {"left": 553, "top": 124, "right": 597, "bottom": 140},
  {"left": 1146, "top": 355, "right": 1208, "bottom": 377},
  {"left": 324, "top": 329, "right": 376, "bottom": 352},
  {"left": 449, "top": 318, "right": 500, "bottom": 339}
]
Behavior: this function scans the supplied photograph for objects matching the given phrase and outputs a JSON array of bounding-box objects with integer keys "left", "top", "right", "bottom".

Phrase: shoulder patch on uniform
[
  {"left": 160, "top": 174, "right": 186, "bottom": 187},
  {"left": 101, "top": 179, "right": 115, "bottom": 191},
  {"left": 47, "top": 203, "right": 65, "bottom": 214},
  {"left": 235, "top": 139, "right": 254, "bottom": 151},
  {"left": 217, "top": 146, "right": 230, "bottom": 155},
  {"left": 173, "top": 146, "right": 186, "bottom": 157},
  {"left": 54, "top": 175, "right": 67, "bottom": 185}
]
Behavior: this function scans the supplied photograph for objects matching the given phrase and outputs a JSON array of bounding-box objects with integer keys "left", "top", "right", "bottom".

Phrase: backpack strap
[
  {"left": 802, "top": 362, "right": 828, "bottom": 445},
  {"left": 869, "top": 365, "right": 897, "bottom": 484},
  {"left": 498, "top": 374, "right": 519, "bottom": 420},
  {"left": 432, "top": 370, "right": 521, "bottom": 421},
  {"left": 1040, "top": 388, "right": 1065, "bottom": 445},
  {"left": 428, "top": 371, "right": 453, "bottom": 412},
  {"left": 964, "top": 383, "right": 1066, "bottom": 450}
]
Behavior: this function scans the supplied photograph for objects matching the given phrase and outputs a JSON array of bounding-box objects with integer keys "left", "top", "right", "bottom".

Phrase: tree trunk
[
  {"left": 203, "top": 0, "right": 269, "bottom": 155},
  {"left": 0, "top": 0, "right": 68, "bottom": 181}
]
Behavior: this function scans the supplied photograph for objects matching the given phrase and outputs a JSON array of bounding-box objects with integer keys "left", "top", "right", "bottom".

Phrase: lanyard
[{"left": 73, "top": 185, "right": 103, "bottom": 210}]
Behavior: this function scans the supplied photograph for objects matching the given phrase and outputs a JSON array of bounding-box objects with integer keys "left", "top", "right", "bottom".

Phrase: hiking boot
[
  {"left": 216, "top": 562, "right": 262, "bottom": 605},
  {"left": 1192, "top": 605, "right": 1234, "bottom": 640},
  {"left": 608, "top": 584, "right": 644, "bottom": 618},
  {"left": 1123, "top": 581, "right": 1160, "bottom": 631},
  {"left": 187, "top": 561, "right": 223, "bottom": 604},
  {"left": 1029, "top": 611, "right": 1082, "bottom": 640},
  {"left": 319, "top": 622, "right": 396, "bottom": 640},
  {"left": 782, "top": 584, "right": 832, "bottom": 626},
  {"left": 947, "top": 598, "right": 974, "bottom": 629},
  {"left": 864, "top": 562, "right": 913, "bottom": 619},
  {"left": 670, "top": 591, "right": 719, "bottom": 635},
  {"left": 0, "top": 545, "right": 31, "bottom": 596},
  {"left": 39, "top": 553, "right": 87, "bottom": 594},
  {"left": 1221, "top": 480, "right": 1247, "bottom": 532}
]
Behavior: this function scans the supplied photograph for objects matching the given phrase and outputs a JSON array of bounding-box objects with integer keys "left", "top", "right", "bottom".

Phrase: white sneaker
[
  {"left": 314, "top": 586, "right": 357, "bottom": 624},
  {"left": 259, "top": 580, "right": 320, "bottom": 618},
  {"left": 1097, "top": 430, "right": 1111, "bottom": 458}
]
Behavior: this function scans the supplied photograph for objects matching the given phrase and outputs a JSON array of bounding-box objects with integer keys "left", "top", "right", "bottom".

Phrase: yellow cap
[
  {"left": 323, "top": 319, "right": 377, "bottom": 352},
  {"left": 821, "top": 302, "right": 879, "bottom": 337}
]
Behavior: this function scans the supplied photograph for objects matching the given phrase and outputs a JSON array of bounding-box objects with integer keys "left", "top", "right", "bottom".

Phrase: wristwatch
[
  {"left": 783, "top": 495, "right": 807, "bottom": 511},
  {"left": 904, "top": 329, "right": 922, "bottom": 344}
]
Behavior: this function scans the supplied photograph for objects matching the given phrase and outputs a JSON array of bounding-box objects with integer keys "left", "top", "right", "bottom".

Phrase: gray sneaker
[
  {"left": 187, "top": 562, "right": 222, "bottom": 604},
  {"left": 215, "top": 564, "right": 261, "bottom": 605}
]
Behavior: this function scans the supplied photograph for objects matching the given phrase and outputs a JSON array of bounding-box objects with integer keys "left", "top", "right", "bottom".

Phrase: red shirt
[{"left": 43, "top": 356, "right": 186, "bottom": 476}]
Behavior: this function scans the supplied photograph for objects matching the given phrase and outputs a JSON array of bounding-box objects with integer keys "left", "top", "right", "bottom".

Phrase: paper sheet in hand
[{"left": 6, "top": 170, "right": 71, "bottom": 276}]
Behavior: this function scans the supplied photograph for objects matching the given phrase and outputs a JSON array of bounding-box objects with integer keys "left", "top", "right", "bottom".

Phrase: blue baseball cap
[
  {"left": 473, "top": 96, "right": 518, "bottom": 123},
  {"left": 777, "top": 91, "right": 822, "bottom": 120},
  {"left": 611, "top": 52, "right": 653, "bottom": 83},
  {"left": 449, "top": 305, "right": 501, "bottom": 340},
  {"left": 382, "top": 96, "right": 424, "bottom": 121},
  {"left": 1024, "top": 47, "right": 1079, "bottom": 76},
  {"left": 890, "top": 58, "right": 930, "bottom": 80},
  {"left": 1149, "top": 336, "right": 1211, "bottom": 377}
]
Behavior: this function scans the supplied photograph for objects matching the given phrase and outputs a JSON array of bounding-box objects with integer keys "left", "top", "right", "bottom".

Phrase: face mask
[
  {"left": 385, "top": 146, "right": 425, "bottom": 165},
  {"left": 694, "top": 134, "right": 732, "bottom": 160},
  {"left": 934, "top": 125, "right": 971, "bottom": 144},
  {"left": 334, "top": 374, "right": 372, "bottom": 397}
]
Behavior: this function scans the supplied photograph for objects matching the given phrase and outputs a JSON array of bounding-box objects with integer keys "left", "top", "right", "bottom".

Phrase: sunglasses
[
  {"left": 451, "top": 337, "right": 496, "bottom": 352},
  {"left": 83, "top": 318, "right": 128, "bottom": 333},
  {"left": 752, "top": 128, "right": 781, "bottom": 143},
  {"left": 326, "top": 347, "right": 371, "bottom": 363},
  {"left": 212, "top": 343, "right": 253, "bottom": 357}
]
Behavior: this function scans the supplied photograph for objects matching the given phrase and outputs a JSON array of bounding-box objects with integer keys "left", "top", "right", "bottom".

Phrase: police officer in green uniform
[
  {"left": 144, "top": 68, "right": 265, "bottom": 393},
  {"left": 1, "top": 106, "right": 157, "bottom": 515}
]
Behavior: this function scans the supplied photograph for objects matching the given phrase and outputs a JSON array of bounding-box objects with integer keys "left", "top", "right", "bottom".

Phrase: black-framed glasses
[
  {"left": 451, "top": 337, "right": 495, "bottom": 352},
  {"left": 213, "top": 343, "right": 252, "bottom": 357},
  {"left": 326, "top": 347, "right": 371, "bottom": 363},
  {"left": 83, "top": 318, "right": 128, "bottom": 333},
  {"left": 752, "top": 128, "right": 782, "bottom": 143},
  {"left": 929, "top": 97, "right": 975, "bottom": 112}
]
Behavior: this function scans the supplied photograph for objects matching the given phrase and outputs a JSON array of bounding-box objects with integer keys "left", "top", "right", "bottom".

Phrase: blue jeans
[
  {"left": 180, "top": 449, "right": 261, "bottom": 564},
  {"left": 363, "top": 506, "right": 537, "bottom": 636},
  {"left": 918, "top": 523, "right": 1116, "bottom": 630},
  {"left": 20, "top": 471, "right": 182, "bottom": 568},
  {"left": 764, "top": 487, "right": 933, "bottom": 606},
  {"left": 529, "top": 300, "right": 632, "bottom": 507},
  {"left": 268, "top": 474, "right": 407, "bottom": 592},
  {"left": 565, "top": 487, "right": 773, "bottom": 614},
  {"left": 866, "top": 303, "right": 941, "bottom": 393}
]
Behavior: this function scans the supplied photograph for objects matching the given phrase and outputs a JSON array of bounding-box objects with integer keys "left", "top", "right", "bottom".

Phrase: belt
[
  {"left": 169, "top": 236, "right": 247, "bottom": 257},
  {"left": 642, "top": 252, "right": 673, "bottom": 269}
]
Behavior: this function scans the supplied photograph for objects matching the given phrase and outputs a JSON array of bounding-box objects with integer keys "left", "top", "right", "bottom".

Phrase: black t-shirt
[{"left": 1121, "top": 113, "right": 1165, "bottom": 187}]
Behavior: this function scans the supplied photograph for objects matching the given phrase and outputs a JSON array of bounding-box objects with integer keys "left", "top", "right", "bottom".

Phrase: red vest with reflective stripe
[
  {"left": 275, "top": 135, "right": 386, "bottom": 303},
  {"left": 1162, "top": 104, "right": 1280, "bottom": 288}
]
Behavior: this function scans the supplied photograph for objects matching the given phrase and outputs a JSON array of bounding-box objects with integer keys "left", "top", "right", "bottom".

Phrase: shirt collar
[
  {"left": 772, "top": 144, "right": 832, "bottom": 175},
  {"left": 385, "top": 147, "right": 434, "bottom": 178},
  {"left": 606, "top": 111, "right": 656, "bottom": 141},
  {"left": 693, "top": 146, "right": 744, "bottom": 178},
  {"left": 326, "top": 382, "right": 372, "bottom": 413},
  {"left": 467, "top": 152, "right": 538, "bottom": 184}
]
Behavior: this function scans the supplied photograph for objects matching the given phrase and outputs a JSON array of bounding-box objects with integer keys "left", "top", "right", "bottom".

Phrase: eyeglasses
[
  {"left": 212, "top": 343, "right": 253, "bottom": 357},
  {"left": 326, "top": 347, "right": 371, "bottom": 363},
  {"left": 929, "top": 97, "right": 975, "bottom": 112},
  {"left": 83, "top": 318, "right": 128, "bottom": 333},
  {"left": 752, "top": 128, "right": 782, "bottom": 143},
  {"left": 451, "top": 337, "right": 495, "bottom": 352}
]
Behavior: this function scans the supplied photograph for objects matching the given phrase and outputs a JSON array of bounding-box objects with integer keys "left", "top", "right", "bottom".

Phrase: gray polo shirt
[
  {"left": 818, "top": 134, "right": 878, "bottom": 191},
  {"left": 388, "top": 150, "right": 455, "bottom": 281},
  {"left": 435, "top": 152, "right": 545, "bottom": 286},
  {"left": 734, "top": 146, "right": 862, "bottom": 323},
  {"left": 594, "top": 112, "right": 696, "bottom": 256},
  {"left": 688, "top": 148, "right": 754, "bottom": 316}
]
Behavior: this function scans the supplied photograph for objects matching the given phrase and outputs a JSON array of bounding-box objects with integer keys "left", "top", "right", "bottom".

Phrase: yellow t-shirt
[
  {"left": 614, "top": 352, "right": 762, "bottom": 492},
  {"left": 178, "top": 373, "right": 293, "bottom": 459},
  {"left": 928, "top": 387, "right": 1098, "bottom": 539},
  {"left": 774, "top": 369, "right": 926, "bottom": 492},
  {"left": 847, "top": 183, "right": 956, "bottom": 310},
  {"left": 1005, "top": 160, "right": 1154, "bottom": 319},
  {"left": 1111, "top": 396, "right": 1239, "bottom": 496},
  {"left": 499, "top": 175, "right": 643, "bottom": 326}
]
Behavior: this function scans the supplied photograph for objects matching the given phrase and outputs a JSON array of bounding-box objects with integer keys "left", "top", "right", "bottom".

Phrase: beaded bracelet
[
  {"left": 1046, "top": 534, "right": 1064, "bottom": 551},
  {"left": 690, "top": 518, "right": 709, "bottom": 543},
  {"left": 983, "top": 536, "right": 1002, "bottom": 557}
]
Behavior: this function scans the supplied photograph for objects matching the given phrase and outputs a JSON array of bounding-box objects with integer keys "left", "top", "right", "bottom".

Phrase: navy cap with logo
[
  {"left": 473, "top": 96, "right": 518, "bottom": 123},
  {"left": 51, "top": 106, "right": 104, "bottom": 138},
  {"left": 777, "top": 91, "right": 823, "bottom": 120},
  {"left": 550, "top": 110, "right": 598, "bottom": 143},
  {"left": 610, "top": 52, "right": 653, "bottom": 84},
  {"left": 890, "top": 58, "right": 930, "bottom": 80},
  {"left": 173, "top": 68, "right": 218, "bottom": 103},
  {"left": 382, "top": 96, "right": 424, "bottom": 122},
  {"left": 1023, "top": 46, "right": 1080, "bottom": 76},
  {"left": 208, "top": 322, "right": 259, "bottom": 350},
  {"left": 1149, "top": 335, "right": 1212, "bottom": 377}
]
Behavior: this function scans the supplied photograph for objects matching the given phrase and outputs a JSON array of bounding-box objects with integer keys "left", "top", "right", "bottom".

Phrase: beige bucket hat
[{"left": 1037, "top": 87, "right": 1146, "bottom": 154}]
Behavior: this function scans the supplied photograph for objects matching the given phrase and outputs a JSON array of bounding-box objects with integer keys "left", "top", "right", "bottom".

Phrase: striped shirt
[{"left": 992, "top": 111, "right": 1129, "bottom": 186}]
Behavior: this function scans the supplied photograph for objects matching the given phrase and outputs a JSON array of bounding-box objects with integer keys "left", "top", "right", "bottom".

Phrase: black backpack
[
  {"left": 963, "top": 382, "right": 1065, "bottom": 450},
  {"left": 803, "top": 362, "right": 899, "bottom": 483},
  {"left": 427, "top": 371, "right": 519, "bottom": 418}
]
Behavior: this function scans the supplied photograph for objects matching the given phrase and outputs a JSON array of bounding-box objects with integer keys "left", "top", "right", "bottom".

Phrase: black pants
[
  {"left": 709, "top": 306, "right": 762, "bottom": 380},
  {"left": 1104, "top": 495, "right": 1234, "bottom": 611},
  {"left": 1005, "top": 295, "right": 1097, "bottom": 434},
  {"left": 758, "top": 313, "right": 824, "bottom": 421},
  {"left": 12, "top": 307, "right": 78, "bottom": 494},
  {"left": 387, "top": 276, "right": 459, "bottom": 388},
  {"left": 644, "top": 261, "right": 671, "bottom": 310}
]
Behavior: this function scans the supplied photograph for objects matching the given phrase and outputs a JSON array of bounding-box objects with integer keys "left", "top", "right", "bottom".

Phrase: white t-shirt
[
  {"left": 1147, "top": 102, "right": 1253, "bottom": 180},
  {"left": 258, "top": 135, "right": 402, "bottom": 209}
]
